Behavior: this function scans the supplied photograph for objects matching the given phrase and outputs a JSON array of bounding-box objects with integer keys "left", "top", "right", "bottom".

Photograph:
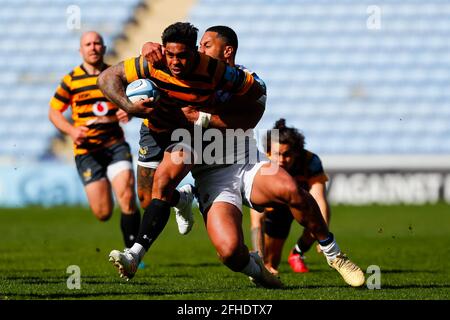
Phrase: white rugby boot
[
  {"left": 108, "top": 248, "right": 139, "bottom": 281},
  {"left": 174, "top": 184, "right": 195, "bottom": 235}
]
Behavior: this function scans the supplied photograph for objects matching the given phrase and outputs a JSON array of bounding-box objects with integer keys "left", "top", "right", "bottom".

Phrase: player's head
[
  {"left": 199, "top": 26, "right": 238, "bottom": 65},
  {"left": 79, "top": 31, "right": 105, "bottom": 66},
  {"left": 161, "top": 22, "right": 198, "bottom": 78},
  {"left": 265, "top": 118, "right": 305, "bottom": 170}
]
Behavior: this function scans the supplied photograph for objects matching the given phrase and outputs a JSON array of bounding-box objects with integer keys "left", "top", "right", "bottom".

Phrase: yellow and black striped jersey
[
  {"left": 50, "top": 64, "right": 124, "bottom": 155},
  {"left": 123, "top": 53, "right": 255, "bottom": 130}
]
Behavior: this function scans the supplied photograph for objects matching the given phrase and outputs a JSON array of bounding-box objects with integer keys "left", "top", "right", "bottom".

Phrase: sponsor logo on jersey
[{"left": 92, "top": 101, "right": 109, "bottom": 116}]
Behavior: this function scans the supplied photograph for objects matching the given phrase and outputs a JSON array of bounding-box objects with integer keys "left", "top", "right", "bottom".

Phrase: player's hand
[
  {"left": 116, "top": 109, "right": 131, "bottom": 124},
  {"left": 124, "top": 97, "right": 160, "bottom": 119},
  {"left": 180, "top": 105, "right": 200, "bottom": 125},
  {"left": 134, "top": 97, "right": 159, "bottom": 109},
  {"left": 70, "top": 126, "right": 89, "bottom": 146},
  {"left": 141, "top": 42, "right": 165, "bottom": 68}
]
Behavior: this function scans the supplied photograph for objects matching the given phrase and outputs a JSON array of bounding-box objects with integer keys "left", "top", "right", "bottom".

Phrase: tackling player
[{"left": 48, "top": 31, "right": 141, "bottom": 250}]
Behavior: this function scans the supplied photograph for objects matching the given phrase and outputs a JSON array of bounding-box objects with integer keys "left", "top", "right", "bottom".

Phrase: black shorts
[
  {"left": 137, "top": 124, "right": 173, "bottom": 168},
  {"left": 75, "top": 141, "right": 132, "bottom": 186},
  {"left": 264, "top": 205, "right": 293, "bottom": 239}
]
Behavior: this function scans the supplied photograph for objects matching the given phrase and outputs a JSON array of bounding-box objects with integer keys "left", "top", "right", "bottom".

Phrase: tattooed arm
[{"left": 97, "top": 62, "right": 155, "bottom": 118}]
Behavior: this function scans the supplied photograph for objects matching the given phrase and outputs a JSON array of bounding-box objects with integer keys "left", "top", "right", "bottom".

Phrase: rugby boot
[
  {"left": 174, "top": 184, "right": 195, "bottom": 235},
  {"left": 328, "top": 253, "right": 365, "bottom": 287},
  {"left": 288, "top": 250, "right": 309, "bottom": 273},
  {"left": 108, "top": 248, "right": 138, "bottom": 281}
]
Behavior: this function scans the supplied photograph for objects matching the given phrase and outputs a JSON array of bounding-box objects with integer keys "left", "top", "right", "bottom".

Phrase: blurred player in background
[
  {"left": 48, "top": 31, "right": 141, "bottom": 250},
  {"left": 250, "top": 119, "right": 331, "bottom": 275}
]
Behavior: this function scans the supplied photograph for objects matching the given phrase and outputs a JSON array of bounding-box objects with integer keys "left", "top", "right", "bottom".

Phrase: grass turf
[{"left": 0, "top": 203, "right": 449, "bottom": 300}]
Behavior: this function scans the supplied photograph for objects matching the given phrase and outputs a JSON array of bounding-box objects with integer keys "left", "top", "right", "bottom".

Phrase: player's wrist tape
[{"left": 195, "top": 111, "right": 212, "bottom": 128}]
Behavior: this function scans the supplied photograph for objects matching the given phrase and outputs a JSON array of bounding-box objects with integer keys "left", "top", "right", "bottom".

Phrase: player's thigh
[
  {"left": 152, "top": 149, "right": 194, "bottom": 199},
  {"left": 75, "top": 152, "right": 113, "bottom": 218},
  {"left": 84, "top": 178, "right": 114, "bottom": 219},
  {"left": 250, "top": 163, "right": 298, "bottom": 207},
  {"left": 136, "top": 124, "right": 171, "bottom": 207},
  {"left": 194, "top": 164, "right": 242, "bottom": 216},
  {"left": 110, "top": 168, "right": 136, "bottom": 212},
  {"left": 204, "top": 202, "right": 245, "bottom": 256}
]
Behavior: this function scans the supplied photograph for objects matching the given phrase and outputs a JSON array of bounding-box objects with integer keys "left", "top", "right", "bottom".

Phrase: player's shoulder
[
  {"left": 197, "top": 52, "right": 227, "bottom": 71},
  {"left": 63, "top": 65, "right": 84, "bottom": 80},
  {"left": 57, "top": 65, "right": 81, "bottom": 87},
  {"left": 236, "top": 64, "right": 266, "bottom": 91},
  {"left": 304, "top": 150, "right": 325, "bottom": 173}
]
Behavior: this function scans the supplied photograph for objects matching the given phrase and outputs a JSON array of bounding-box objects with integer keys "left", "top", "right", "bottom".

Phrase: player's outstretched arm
[
  {"left": 97, "top": 62, "right": 154, "bottom": 118},
  {"left": 309, "top": 182, "right": 331, "bottom": 226}
]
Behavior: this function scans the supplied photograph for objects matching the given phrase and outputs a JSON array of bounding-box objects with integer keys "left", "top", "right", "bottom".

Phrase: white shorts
[{"left": 193, "top": 153, "right": 270, "bottom": 214}]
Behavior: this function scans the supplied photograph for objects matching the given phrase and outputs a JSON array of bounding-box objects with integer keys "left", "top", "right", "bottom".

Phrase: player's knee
[
  {"left": 217, "top": 243, "right": 246, "bottom": 271},
  {"left": 217, "top": 242, "right": 238, "bottom": 261},
  {"left": 117, "top": 189, "right": 136, "bottom": 213},
  {"left": 137, "top": 187, "right": 152, "bottom": 209},
  {"left": 281, "top": 178, "right": 302, "bottom": 205},
  {"left": 92, "top": 208, "right": 113, "bottom": 221}
]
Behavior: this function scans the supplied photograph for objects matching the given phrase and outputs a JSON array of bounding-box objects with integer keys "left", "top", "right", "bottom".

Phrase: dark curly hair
[
  {"left": 264, "top": 118, "right": 305, "bottom": 153},
  {"left": 162, "top": 22, "right": 198, "bottom": 49}
]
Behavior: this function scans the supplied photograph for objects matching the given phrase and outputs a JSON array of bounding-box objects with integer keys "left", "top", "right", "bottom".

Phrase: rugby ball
[{"left": 126, "top": 79, "right": 160, "bottom": 103}]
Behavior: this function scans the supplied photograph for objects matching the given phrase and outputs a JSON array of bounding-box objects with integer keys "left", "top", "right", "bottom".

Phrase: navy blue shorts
[
  {"left": 137, "top": 124, "right": 173, "bottom": 168},
  {"left": 75, "top": 141, "right": 132, "bottom": 186},
  {"left": 264, "top": 205, "right": 293, "bottom": 239}
]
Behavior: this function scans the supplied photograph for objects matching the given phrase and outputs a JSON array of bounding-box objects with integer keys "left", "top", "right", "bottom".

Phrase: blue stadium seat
[
  {"left": 189, "top": 0, "right": 450, "bottom": 155},
  {"left": 1, "top": 0, "right": 142, "bottom": 162}
]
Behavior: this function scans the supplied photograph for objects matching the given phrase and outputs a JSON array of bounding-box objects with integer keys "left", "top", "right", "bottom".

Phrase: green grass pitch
[{"left": 0, "top": 203, "right": 449, "bottom": 300}]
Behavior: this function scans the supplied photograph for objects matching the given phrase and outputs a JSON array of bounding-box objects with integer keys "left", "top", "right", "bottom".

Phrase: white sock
[
  {"left": 241, "top": 254, "right": 262, "bottom": 278},
  {"left": 129, "top": 243, "right": 146, "bottom": 262},
  {"left": 319, "top": 239, "right": 341, "bottom": 262}
]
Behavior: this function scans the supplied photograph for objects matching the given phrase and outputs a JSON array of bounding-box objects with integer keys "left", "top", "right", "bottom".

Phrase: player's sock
[
  {"left": 240, "top": 254, "right": 262, "bottom": 278},
  {"left": 318, "top": 232, "right": 341, "bottom": 262},
  {"left": 120, "top": 209, "right": 141, "bottom": 248},
  {"left": 294, "top": 232, "right": 315, "bottom": 255},
  {"left": 169, "top": 189, "right": 181, "bottom": 207},
  {"left": 293, "top": 244, "right": 303, "bottom": 256},
  {"left": 135, "top": 199, "right": 171, "bottom": 252},
  {"left": 129, "top": 242, "right": 146, "bottom": 262}
]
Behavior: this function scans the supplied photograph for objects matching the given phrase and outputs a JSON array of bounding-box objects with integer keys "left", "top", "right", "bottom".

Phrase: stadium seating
[
  {"left": 0, "top": 0, "right": 142, "bottom": 161},
  {"left": 188, "top": 0, "right": 450, "bottom": 154},
  {"left": 1, "top": 0, "right": 449, "bottom": 163}
]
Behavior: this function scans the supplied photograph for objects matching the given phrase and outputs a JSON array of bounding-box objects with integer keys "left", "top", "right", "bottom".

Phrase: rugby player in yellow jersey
[
  {"left": 250, "top": 119, "right": 331, "bottom": 275},
  {"left": 97, "top": 22, "right": 281, "bottom": 286},
  {"left": 49, "top": 31, "right": 141, "bottom": 250},
  {"left": 130, "top": 26, "right": 365, "bottom": 288}
]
